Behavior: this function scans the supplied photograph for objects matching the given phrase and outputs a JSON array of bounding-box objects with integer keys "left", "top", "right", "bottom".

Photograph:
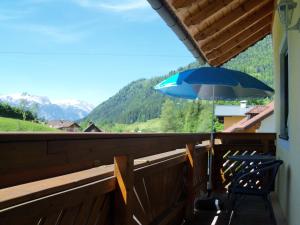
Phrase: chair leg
[
  {"left": 227, "top": 194, "right": 237, "bottom": 225},
  {"left": 263, "top": 195, "right": 277, "bottom": 225}
]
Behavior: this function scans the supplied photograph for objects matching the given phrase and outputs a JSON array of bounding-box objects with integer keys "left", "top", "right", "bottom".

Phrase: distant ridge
[{"left": 0, "top": 93, "right": 94, "bottom": 121}]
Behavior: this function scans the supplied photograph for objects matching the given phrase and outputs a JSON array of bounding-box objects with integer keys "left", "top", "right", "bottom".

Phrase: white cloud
[
  {"left": 10, "top": 23, "right": 87, "bottom": 43},
  {"left": 0, "top": 8, "right": 32, "bottom": 21},
  {"left": 74, "top": 0, "right": 150, "bottom": 12}
]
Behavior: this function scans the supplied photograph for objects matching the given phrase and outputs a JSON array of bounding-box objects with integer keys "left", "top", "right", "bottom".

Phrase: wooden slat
[
  {"left": 0, "top": 178, "right": 114, "bottom": 225},
  {"left": 133, "top": 178, "right": 154, "bottom": 223},
  {"left": 134, "top": 154, "right": 186, "bottom": 179},
  {"left": 86, "top": 196, "right": 105, "bottom": 225},
  {"left": 193, "top": 0, "right": 270, "bottom": 41},
  {"left": 200, "top": 1, "right": 274, "bottom": 52},
  {"left": 153, "top": 202, "right": 185, "bottom": 225},
  {"left": 185, "top": 144, "right": 196, "bottom": 220},
  {"left": 0, "top": 177, "right": 114, "bottom": 212},
  {"left": 0, "top": 150, "right": 189, "bottom": 210},
  {"left": 96, "top": 195, "right": 112, "bottom": 225},
  {"left": 184, "top": 0, "right": 235, "bottom": 26},
  {"left": 43, "top": 210, "right": 63, "bottom": 225},
  {"left": 73, "top": 199, "right": 95, "bottom": 225},
  {"left": 59, "top": 205, "right": 81, "bottom": 225},
  {"left": 206, "top": 16, "right": 272, "bottom": 60},
  {"left": 170, "top": 0, "right": 199, "bottom": 9},
  {"left": 215, "top": 132, "right": 276, "bottom": 141},
  {"left": 114, "top": 155, "right": 134, "bottom": 225},
  {"left": 209, "top": 25, "right": 271, "bottom": 66},
  {"left": 0, "top": 167, "right": 114, "bottom": 210}
]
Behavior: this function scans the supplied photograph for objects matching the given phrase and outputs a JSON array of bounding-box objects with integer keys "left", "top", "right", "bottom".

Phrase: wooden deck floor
[{"left": 187, "top": 195, "right": 277, "bottom": 225}]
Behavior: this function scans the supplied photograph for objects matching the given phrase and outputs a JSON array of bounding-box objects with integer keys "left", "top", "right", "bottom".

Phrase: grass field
[
  {"left": 0, "top": 117, "right": 58, "bottom": 132},
  {"left": 106, "top": 118, "right": 162, "bottom": 132}
]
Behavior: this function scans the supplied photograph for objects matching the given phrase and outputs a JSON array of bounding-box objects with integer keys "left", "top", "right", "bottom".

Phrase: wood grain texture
[
  {"left": 205, "top": 16, "right": 272, "bottom": 60},
  {"left": 114, "top": 155, "right": 134, "bottom": 225},
  {"left": 0, "top": 178, "right": 114, "bottom": 225},
  {"left": 0, "top": 133, "right": 209, "bottom": 188},
  {"left": 193, "top": 0, "right": 270, "bottom": 41},
  {"left": 184, "top": 0, "right": 236, "bottom": 26},
  {"left": 200, "top": 1, "right": 274, "bottom": 53},
  {"left": 185, "top": 144, "right": 196, "bottom": 220},
  {"left": 208, "top": 25, "right": 271, "bottom": 66},
  {"left": 0, "top": 133, "right": 275, "bottom": 225},
  {"left": 163, "top": 0, "right": 275, "bottom": 66}
]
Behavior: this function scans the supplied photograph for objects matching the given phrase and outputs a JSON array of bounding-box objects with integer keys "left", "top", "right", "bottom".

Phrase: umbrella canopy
[{"left": 154, "top": 67, "right": 274, "bottom": 100}]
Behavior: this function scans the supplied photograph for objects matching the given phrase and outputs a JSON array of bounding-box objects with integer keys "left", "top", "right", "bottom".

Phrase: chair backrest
[
  {"left": 254, "top": 160, "right": 283, "bottom": 193},
  {"left": 232, "top": 159, "right": 283, "bottom": 194}
]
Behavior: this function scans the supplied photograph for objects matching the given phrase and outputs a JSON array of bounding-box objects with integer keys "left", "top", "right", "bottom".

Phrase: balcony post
[
  {"left": 114, "top": 155, "right": 134, "bottom": 225},
  {"left": 185, "top": 143, "right": 196, "bottom": 220}
]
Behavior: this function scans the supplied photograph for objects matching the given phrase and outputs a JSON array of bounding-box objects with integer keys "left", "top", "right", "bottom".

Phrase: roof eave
[{"left": 146, "top": 0, "right": 206, "bottom": 65}]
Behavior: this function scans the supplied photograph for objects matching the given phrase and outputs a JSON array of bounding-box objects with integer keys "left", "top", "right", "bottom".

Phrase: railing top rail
[
  {"left": 0, "top": 132, "right": 276, "bottom": 188},
  {"left": 0, "top": 132, "right": 210, "bottom": 142},
  {"left": 215, "top": 132, "right": 276, "bottom": 139},
  {"left": 0, "top": 132, "right": 276, "bottom": 141}
]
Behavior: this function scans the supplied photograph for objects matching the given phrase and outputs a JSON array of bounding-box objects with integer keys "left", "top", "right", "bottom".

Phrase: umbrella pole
[{"left": 207, "top": 85, "right": 215, "bottom": 196}]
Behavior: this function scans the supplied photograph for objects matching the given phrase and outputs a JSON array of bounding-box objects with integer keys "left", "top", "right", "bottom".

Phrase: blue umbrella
[
  {"left": 154, "top": 67, "right": 274, "bottom": 100},
  {"left": 154, "top": 67, "right": 274, "bottom": 193}
]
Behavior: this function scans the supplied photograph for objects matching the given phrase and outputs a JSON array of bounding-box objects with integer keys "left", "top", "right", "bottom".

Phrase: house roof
[
  {"left": 84, "top": 122, "right": 103, "bottom": 132},
  {"left": 215, "top": 105, "right": 254, "bottom": 117},
  {"left": 47, "top": 120, "right": 80, "bottom": 129},
  {"left": 246, "top": 105, "right": 268, "bottom": 115},
  {"left": 224, "top": 102, "right": 274, "bottom": 132},
  {"left": 147, "top": 0, "right": 275, "bottom": 66}
]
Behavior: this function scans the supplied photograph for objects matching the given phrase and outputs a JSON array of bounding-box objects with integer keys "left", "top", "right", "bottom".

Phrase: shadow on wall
[
  {"left": 286, "top": 165, "right": 291, "bottom": 224},
  {"left": 277, "top": 162, "right": 291, "bottom": 224}
]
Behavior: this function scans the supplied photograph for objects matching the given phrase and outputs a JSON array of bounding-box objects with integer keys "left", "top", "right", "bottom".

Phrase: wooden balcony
[{"left": 0, "top": 132, "right": 277, "bottom": 225}]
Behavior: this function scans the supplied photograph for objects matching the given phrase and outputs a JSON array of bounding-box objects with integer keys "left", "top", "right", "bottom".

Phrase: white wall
[
  {"left": 273, "top": 1, "right": 300, "bottom": 224},
  {"left": 256, "top": 113, "right": 275, "bottom": 133}
]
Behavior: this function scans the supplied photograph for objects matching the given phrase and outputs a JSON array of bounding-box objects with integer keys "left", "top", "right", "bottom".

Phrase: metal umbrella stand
[{"left": 207, "top": 85, "right": 215, "bottom": 195}]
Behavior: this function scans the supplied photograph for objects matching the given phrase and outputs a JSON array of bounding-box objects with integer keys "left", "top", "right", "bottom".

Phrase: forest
[
  {"left": 84, "top": 35, "right": 273, "bottom": 132},
  {"left": 0, "top": 102, "right": 37, "bottom": 121}
]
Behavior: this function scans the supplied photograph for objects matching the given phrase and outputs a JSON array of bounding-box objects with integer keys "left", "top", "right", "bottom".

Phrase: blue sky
[{"left": 0, "top": 0, "right": 194, "bottom": 105}]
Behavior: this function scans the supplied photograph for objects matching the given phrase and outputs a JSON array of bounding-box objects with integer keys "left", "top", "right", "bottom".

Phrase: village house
[
  {"left": 47, "top": 120, "right": 81, "bottom": 132},
  {"left": 84, "top": 121, "right": 103, "bottom": 132},
  {"left": 224, "top": 102, "right": 275, "bottom": 132},
  {"left": 215, "top": 100, "right": 254, "bottom": 130}
]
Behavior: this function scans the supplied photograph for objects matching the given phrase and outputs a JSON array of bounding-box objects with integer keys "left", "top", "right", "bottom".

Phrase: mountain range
[{"left": 0, "top": 93, "right": 94, "bottom": 121}]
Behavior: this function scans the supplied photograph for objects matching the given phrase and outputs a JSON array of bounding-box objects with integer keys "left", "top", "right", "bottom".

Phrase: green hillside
[
  {"left": 85, "top": 35, "right": 273, "bottom": 126},
  {"left": 0, "top": 117, "right": 57, "bottom": 132}
]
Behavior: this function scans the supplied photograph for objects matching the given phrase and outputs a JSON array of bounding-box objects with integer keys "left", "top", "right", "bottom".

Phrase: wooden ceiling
[{"left": 164, "top": 0, "right": 275, "bottom": 66}]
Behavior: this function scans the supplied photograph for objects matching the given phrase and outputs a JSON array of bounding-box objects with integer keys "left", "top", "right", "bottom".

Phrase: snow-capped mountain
[{"left": 0, "top": 93, "right": 94, "bottom": 121}]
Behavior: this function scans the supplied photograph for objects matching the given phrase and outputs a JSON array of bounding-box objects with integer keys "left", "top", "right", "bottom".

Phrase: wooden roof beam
[
  {"left": 170, "top": 0, "right": 199, "bottom": 9},
  {"left": 200, "top": 1, "right": 274, "bottom": 53},
  {"left": 205, "top": 15, "right": 273, "bottom": 59},
  {"left": 194, "top": 0, "right": 271, "bottom": 41},
  {"left": 184, "top": 0, "right": 236, "bottom": 27},
  {"left": 208, "top": 25, "right": 271, "bottom": 66}
]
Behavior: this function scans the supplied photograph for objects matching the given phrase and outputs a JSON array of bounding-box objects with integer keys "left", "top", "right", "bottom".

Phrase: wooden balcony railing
[{"left": 0, "top": 132, "right": 276, "bottom": 225}]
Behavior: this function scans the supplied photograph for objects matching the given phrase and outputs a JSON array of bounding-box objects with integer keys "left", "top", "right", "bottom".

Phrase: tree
[{"left": 160, "top": 99, "right": 177, "bottom": 132}]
